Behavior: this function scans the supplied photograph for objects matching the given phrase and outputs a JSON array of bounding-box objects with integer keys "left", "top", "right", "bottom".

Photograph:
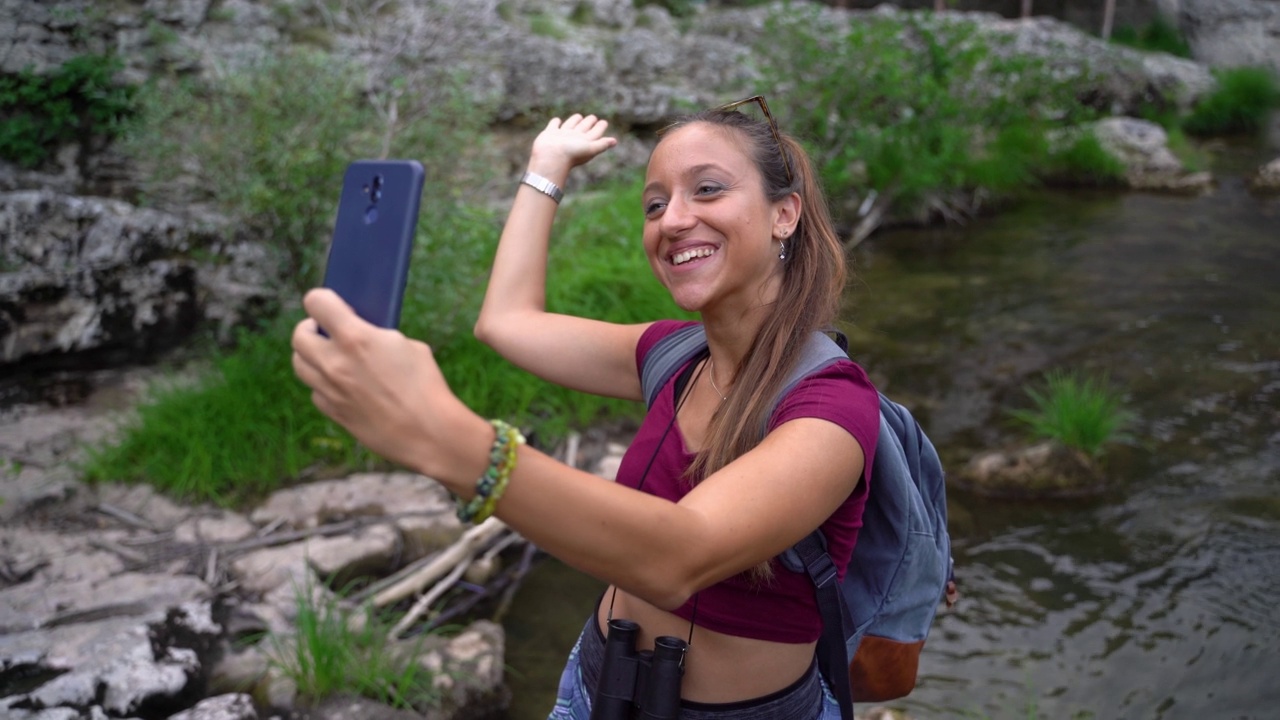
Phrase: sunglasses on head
[{"left": 712, "top": 94, "right": 793, "bottom": 186}]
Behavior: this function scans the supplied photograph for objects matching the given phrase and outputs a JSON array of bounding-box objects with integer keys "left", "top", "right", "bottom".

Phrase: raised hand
[{"left": 528, "top": 113, "right": 617, "bottom": 177}]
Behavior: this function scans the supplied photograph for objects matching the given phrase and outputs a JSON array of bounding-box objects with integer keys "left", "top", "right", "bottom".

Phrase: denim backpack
[{"left": 640, "top": 324, "right": 956, "bottom": 720}]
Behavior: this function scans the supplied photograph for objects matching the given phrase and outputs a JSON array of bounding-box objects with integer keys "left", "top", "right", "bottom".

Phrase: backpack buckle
[{"left": 804, "top": 551, "right": 838, "bottom": 589}]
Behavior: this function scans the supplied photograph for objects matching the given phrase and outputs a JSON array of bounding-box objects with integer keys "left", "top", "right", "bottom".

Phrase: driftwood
[{"left": 372, "top": 516, "right": 508, "bottom": 609}]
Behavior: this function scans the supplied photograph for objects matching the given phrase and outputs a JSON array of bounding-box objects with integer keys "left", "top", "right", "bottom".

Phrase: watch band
[{"left": 520, "top": 171, "right": 564, "bottom": 204}]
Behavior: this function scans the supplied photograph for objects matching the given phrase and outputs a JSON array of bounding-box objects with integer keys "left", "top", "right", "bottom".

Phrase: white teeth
[{"left": 672, "top": 247, "right": 716, "bottom": 266}]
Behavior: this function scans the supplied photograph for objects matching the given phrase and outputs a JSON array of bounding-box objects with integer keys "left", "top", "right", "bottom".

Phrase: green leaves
[
  {"left": 0, "top": 54, "right": 135, "bottom": 168},
  {"left": 756, "top": 8, "right": 1097, "bottom": 221}
]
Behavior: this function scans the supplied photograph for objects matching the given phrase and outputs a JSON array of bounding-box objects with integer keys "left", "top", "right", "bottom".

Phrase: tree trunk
[
  {"left": 1021, "top": 0, "right": 1033, "bottom": 19},
  {"left": 934, "top": 0, "right": 946, "bottom": 11},
  {"left": 1101, "top": 0, "right": 1117, "bottom": 40}
]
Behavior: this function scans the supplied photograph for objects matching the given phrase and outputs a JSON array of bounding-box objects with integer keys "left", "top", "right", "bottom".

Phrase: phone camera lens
[
  {"left": 372, "top": 188, "right": 383, "bottom": 201},
  {"left": 372, "top": 174, "right": 384, "bottom": 189}
]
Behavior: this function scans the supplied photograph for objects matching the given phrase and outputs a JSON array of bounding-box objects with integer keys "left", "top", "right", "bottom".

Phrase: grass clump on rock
[
  {"left": 1184, "top": 66, "right": 1280, "bottom": 136},
  {"left": 1008, "top": 369, "right": 1133, "bottom": 459}
]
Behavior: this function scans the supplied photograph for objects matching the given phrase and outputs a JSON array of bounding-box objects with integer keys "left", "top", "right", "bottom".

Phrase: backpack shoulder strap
[{"left": 640, "top": 324, "right": 709, "bottom": 409}]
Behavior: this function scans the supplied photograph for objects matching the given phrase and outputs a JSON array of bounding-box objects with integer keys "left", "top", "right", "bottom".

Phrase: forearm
[
  {"left": 473, "top": 163, "right": 563, "bottom": 345},
  {"left": 416, "top": 419, "right": 710, "bottom": 610}
]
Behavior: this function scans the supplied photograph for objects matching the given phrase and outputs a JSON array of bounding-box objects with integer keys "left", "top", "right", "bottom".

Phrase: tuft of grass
[
  {"left": 1110, "top": 17, "right": 1192, "bottom": 58},
  {"left": 1008, "top": 370, "right": 1133, "bottom": 458},
  {"left": 268, "top": 585, "right": 444, "bottom": 710},
  {"left": 1184, "top": 66, "right": 1280, "bottom": 136},
  {"left": 1045, "top": 130, "right": 1127, "bottom": 186}
]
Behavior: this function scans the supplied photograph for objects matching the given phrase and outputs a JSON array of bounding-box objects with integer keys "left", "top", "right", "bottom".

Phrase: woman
[{"left": 291, "top": 101, "right": 880, "bottom": 718}]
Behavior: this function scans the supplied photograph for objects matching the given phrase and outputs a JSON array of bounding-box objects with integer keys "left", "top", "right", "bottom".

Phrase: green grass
[
  {"left": 1008, "top": 370, "right": 1133, "bottom": 458},
  {"left": 1045, "top": 131, "right": 1127, "bottom": 186},
  {"left": 268, "top": 584, "right": 445, "bottom": 710},
  {"left": 80, "top": 315, "right": 375, "bottom": 504},
  {"left": 1110, "top": 17, "right": 1192, "bottom": 58},
  {"left": 1184, "top": 66, "right": 1280, "bottom": 136}
]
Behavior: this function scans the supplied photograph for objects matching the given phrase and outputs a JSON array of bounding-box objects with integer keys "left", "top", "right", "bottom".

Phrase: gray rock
[
  {"left": 165, "top": 693, "right": 258, "bottom": 720},
  {"left": 173, "top": 510, "right": 257, "bottom": 545},
  {"left": 95, "top": 483, "right": 194, "bottom": 531},
  {"left": 1251, "top": 157, "right": 1280, "bottom": 191},
  {"left": 230, "top": 524, "right": 398, "bottom": 595},
  {"left": 0, "top": 569, "right": 208, "bottom": 633},
  {"left": 413, "top": 620, "right": 508, "bottom": 720},
  {"left": 0, "top": 191, "right": 277, "bottom": 367},
  {"left": 206, "top": 644, "right": 270, "bottom": 696},
  {"left": 250, "top": 472, "right": 464, "bottom": 563},
  {"left": 1180, "top": 0, "right": 1280, "bottom": 74},
  {"left": 1091, "top": 117, "right": 1214, "bottom": 192},
  {"left": 959, "top": 440, "right": 1105, "bottom": 498},
  {"left": 1, "top": 602, "right": 221, "bottom": 716},
  {"left": 0, "top": 526, "right": 124, "bottom": 592}
]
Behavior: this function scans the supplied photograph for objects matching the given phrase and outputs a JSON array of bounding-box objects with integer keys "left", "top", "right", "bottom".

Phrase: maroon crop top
[{"left": 615, "top": 320, "right": 880, "bottom": 644}]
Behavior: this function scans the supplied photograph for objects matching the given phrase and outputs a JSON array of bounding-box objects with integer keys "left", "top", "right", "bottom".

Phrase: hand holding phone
[{"left": 321, "top": 160, "right": 425, "bottom": 330}]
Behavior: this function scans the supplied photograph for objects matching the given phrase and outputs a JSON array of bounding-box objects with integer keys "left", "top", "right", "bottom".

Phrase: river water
[{"left": 501, "top": 140, "right": 1280, "bottom": 719}]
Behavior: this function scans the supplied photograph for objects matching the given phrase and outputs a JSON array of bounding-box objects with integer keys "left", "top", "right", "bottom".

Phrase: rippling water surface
[{"left": 502, "top": 141, "right": 1280, "bottom": 719}]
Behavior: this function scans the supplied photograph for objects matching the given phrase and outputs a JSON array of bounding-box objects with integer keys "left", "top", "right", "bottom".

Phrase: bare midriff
[{"left": 595, "top": 586, "right": 817, "bottom": 703}]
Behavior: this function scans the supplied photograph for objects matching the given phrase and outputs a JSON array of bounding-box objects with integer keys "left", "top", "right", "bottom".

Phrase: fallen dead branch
[{"left": 371, "top": 516, "right": 508, "bottom": 609}]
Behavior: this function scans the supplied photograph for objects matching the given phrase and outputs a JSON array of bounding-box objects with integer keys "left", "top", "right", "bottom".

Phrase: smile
[{"left": 671, "top": 247, "right": 717, "bottom": 266}]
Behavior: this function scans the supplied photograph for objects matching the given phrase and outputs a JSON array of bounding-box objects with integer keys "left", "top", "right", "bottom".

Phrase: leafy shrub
[
  {"left": 1184, "top": 66, "right": 1280, "bottom": 136},
  {"left": 755, "top": 8, "right": 1096, "bottom": 222},
  {"left": 0, "top": 54, "right": 135, "bottom": 168},
  {"left": 1008, "top": 370, "right": 1133, "bottom": 458},
  {"left": 126, "top": 50, "right": 371, "bottom": 287},
  {"left": 1110, "top": 17, "right": 1192, "bottom": 58},
  {"left": 126, "top": 48, "right": 491, "bottom": 289}
]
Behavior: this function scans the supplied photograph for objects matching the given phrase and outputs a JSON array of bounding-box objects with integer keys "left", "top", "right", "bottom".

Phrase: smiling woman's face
[{"left": 642, "top": 122, "right": 789, "bottom": 316}]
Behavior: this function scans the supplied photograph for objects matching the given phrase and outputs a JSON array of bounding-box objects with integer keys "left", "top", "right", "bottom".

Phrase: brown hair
[{"left": 657, "top": 107, "right": 848, "bottom": 484}]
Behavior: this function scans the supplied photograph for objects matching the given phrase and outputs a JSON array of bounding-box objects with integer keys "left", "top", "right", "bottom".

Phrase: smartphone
[{"left": 320, "top": 159, "right": 425, "bottom": 329}]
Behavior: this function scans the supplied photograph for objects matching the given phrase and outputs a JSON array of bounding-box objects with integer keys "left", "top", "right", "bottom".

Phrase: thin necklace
[{"left": 708, "top": 357, "right": 728, "bottom": 401}]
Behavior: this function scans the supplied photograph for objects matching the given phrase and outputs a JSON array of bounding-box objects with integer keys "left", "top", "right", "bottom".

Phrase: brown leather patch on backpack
[{"left": 849, "top": 635, "right": 925, "bottom": 702}]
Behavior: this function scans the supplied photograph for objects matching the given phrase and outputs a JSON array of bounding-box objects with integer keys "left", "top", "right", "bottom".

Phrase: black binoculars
[{"left": 590, "top": 618, "right": 687, "bottom": 720}]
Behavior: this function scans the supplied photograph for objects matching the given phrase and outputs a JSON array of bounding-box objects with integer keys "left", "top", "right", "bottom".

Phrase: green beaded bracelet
[{"left": 456, "top": 419, "right": 525, "bottom": 523}]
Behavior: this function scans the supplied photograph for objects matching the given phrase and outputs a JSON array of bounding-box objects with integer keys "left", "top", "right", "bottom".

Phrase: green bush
[
  {"left": 126, "top": 48, "right": 491, "bottom": 289},
  {"left": 126, "top": 50, "right": 371, "bottom": 287},
  {"left": 755, "top": 8, "right": 1095, "bottom": 219},
  {"left": 1110, "top": 17, "right": 1192, "bottom": 58},
  {"left": 1008, "top": 370, "right": 1133, "bottom": 458},
  {"left": 0, "top": 54, "right": 135, "bottom": 168},
  {"left": 1184, "top": 66, "right": 1280, "bottom": 136}
]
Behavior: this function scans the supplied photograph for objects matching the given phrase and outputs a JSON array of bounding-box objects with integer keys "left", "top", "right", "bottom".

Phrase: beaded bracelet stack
[{"left": 456, "top": 419, "right": 525, "bottom": 524}]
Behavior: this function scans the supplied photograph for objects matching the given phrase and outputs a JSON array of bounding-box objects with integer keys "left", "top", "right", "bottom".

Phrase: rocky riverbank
[{"left": 0, "top": 369, "right": 528, "bottom": 718}]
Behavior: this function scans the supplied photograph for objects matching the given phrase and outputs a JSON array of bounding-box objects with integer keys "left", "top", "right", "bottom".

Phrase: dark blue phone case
[{"left": 321, "top": 160, "right": 425, "bottom": 329}]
